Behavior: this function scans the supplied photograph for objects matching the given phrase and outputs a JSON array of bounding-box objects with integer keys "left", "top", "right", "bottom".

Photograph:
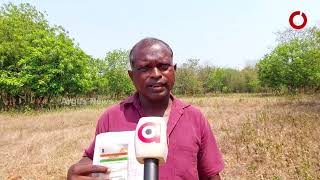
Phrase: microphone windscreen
[{"left": 134, "top": 117, "right": 168, "bottom": 164}]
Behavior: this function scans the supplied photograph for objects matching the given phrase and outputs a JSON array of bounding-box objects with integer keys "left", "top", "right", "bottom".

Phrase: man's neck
[{"left": 138, "top": 93, "right": 172, "bottom": 117}]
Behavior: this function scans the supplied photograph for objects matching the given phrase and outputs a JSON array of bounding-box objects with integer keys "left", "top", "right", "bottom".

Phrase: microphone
[{"left": 135, "top": 117, "right": 168, "bottom": 180}]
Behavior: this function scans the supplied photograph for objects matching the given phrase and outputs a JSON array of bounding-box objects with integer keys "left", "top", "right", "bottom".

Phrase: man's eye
[
  {"left": 158, "top": 64, "right": 170, "bottom": 71},
  {"left": 138, "top": 67, "right": 149, "bottom": 72}
]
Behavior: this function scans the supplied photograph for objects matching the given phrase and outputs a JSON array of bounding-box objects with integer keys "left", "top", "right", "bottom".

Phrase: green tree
[
  {"left": 198, "top": 64, "right": 215, "bottom": 93},
  {"left": 206, "top": 68, "right": 228, "bottom": 92},
  {"left": 104, "top": 50, "right": 134, "bottom": 98},
  {"left": 0, "top": 3, "right": 93, "bottom": 108},
  {"left": 88, "top": 58, "right": 109, "bottom": 96},
  {"left": 174, "top": 58, "right": 203, "bottom": 95},
  {"left": 257, "top": 27, "right": 320, "bottom": 93},
  {"left": 242, "top": 66, "right": 260, "bottom": 93}
]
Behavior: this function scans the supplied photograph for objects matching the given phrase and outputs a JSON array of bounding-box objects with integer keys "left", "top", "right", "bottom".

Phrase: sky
[{"left": 1, "top": 0, "right": 320, "bottom": 69}]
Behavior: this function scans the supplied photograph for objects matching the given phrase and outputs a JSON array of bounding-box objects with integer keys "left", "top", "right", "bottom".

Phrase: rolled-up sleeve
[
  {"left": 83, "top": 111, "right": 109, "bottom": 160},
  {"left": 197, "top": 113, "right": 224, "bottom": 178}
]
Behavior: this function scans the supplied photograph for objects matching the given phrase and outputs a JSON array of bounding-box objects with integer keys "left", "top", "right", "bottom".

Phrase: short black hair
[{"left": 129, "top": 37, "right": 173, "bottom": 68}]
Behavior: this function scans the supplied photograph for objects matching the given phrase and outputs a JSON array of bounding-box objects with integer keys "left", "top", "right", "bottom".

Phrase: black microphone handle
[{"left": 143, "top": 158, "right": 159, "bottom": 180}]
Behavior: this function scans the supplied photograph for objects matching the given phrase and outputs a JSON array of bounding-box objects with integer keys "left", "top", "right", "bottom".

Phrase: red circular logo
[
  {"left": 137, "top": 122, "right": 160, "bottom": 143},
  {"left": 289, "top": 11, "right": 307, "bottom": 30}
]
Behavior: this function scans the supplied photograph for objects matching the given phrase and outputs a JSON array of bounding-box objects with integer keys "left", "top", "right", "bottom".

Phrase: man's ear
[{"left": 128, "top": 70, "right": 133, "bottom": 81}]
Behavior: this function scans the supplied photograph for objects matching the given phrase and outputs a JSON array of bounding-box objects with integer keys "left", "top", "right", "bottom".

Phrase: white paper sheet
[{"left": 93, "top": 131, "right": 143, "bottom": 180}]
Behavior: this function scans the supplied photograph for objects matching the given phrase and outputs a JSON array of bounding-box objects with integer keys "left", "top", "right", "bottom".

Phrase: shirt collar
[
  {"left": 121, "top": 92, "right": 190, "bottom": 136},
  {"left": 121, "top": 92, "right": 189, "bottom": 111}
]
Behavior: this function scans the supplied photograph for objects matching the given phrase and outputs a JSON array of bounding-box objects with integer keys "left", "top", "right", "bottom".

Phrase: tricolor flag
[{"left": 99, "top": 146, "right": 128, "bottom": 164}]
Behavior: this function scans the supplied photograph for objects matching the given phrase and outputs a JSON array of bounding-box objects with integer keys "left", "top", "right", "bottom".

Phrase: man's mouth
[
  {"left": 148, "top": 83, "right": 166, "bottom": 91},
  {"left": 152, "top": 84, "right": 162, "bottom": 87}
]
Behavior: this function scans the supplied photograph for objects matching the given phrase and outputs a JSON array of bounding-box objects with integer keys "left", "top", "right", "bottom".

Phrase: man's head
[{"left": 128, "top": 38, "right": 176, "bottom": 101}]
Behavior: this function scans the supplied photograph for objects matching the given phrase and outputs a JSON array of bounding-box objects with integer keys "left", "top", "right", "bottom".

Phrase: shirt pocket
[{"left": 173, "top": 145, "right": 198, "bottom": 180}]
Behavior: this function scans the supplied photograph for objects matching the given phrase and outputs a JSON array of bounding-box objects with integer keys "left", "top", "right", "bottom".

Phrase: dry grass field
[{"left": 0, "top": 94, "right": 319, "bottom": 180}]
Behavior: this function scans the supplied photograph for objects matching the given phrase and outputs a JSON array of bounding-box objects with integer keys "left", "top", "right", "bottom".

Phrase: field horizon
[{"left": 0, "top": 94, "right": 319, "bottom": 180}]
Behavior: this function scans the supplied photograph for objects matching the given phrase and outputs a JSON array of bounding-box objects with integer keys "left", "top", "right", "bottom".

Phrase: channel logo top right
[{"left": 289, "top": 11, "right": 307, "bottom": 30}]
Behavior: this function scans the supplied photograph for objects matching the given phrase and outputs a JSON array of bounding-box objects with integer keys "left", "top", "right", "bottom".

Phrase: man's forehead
[
  {"left": 134, "top": 42, "right": 170, "bottom": 55},
  {"left": 132, "top": 43, "right": 171, "bottom": 61},
  {"left": 130, "top": 38, "right": 173, "bottom": 67}
]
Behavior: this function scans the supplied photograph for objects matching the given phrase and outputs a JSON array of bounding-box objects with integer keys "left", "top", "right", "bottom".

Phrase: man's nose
[{"left": 149, "top": 66, "right": 162, "bottom": 78}]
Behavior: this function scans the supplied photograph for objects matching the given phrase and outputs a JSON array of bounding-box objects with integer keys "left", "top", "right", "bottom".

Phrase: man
[{"left": 67, "top": 38, "right": 224, "bottom": 180}]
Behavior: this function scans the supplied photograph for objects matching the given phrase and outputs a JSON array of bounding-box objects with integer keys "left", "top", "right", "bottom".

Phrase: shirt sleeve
[
  {"left": 197, "top": 113, "right": 224, "bottom": 178},
  {"left": 82, "top": 111, "right": 109, "bottom": 160}
]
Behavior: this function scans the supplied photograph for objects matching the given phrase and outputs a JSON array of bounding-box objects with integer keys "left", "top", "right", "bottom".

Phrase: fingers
[
  {"left": 75, "top": 177, "right": 93, "bottom": 180},
  {"left": 76, "top": 176, "right": 110, "bottom": 180},
  {"left": 67, "top": 162, "right": 111, "bottom": 180},
  {"left": 71, "top": 164, "right": 108, "bottom": 175}
]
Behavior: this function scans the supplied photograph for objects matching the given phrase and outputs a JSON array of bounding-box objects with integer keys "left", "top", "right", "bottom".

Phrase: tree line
[{"left": 0, "top": 3, "right": 319, "bottom": 110}]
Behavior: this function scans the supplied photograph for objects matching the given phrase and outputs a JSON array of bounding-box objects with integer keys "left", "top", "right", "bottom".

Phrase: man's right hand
[{"left": 67, "top": 157, "right": 110, "bottom": 180}]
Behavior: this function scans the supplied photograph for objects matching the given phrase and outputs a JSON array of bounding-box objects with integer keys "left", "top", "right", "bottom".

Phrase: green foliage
[
  {"left": 104, "top": 50, "right": 134, "bottom": 98},
  {"left": 0, "top": 3, "right": 135, "bottom": 110},
  {"left": 0, "top": 3, "right": 92, "bottom": 108},
  {"left": 174, "top": 59, "right": 203, "bottom": 95},
  {"left": 88, "top": 58, "right": 109, "bottom": 95},
  {"left": 257, "top": 27, "right": 320, "bottom": 93},
  {"left": 204, "top": 67, "right": 260, "bottom": 93},
  {"left": 206, "top": 68, "right": 226, "bottom": 92},
  {"left": 1, "top": 2, "right": 319, "bottom": 110},
  {"left": 242, "top": 66, "right": 260, "bottom": 93},
  {"left": 174, "top": 61, "right": 261, "bottom": 94}
]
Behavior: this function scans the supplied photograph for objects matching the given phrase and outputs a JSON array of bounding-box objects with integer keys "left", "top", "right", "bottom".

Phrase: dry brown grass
[{"left": 0, "top": 94, "right": 319, "bottom": 180}]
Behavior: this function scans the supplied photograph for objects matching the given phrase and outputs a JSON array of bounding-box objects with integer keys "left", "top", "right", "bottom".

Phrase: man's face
[{"left": 128, "top": 43, "right": 176, "bottom": 101}]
